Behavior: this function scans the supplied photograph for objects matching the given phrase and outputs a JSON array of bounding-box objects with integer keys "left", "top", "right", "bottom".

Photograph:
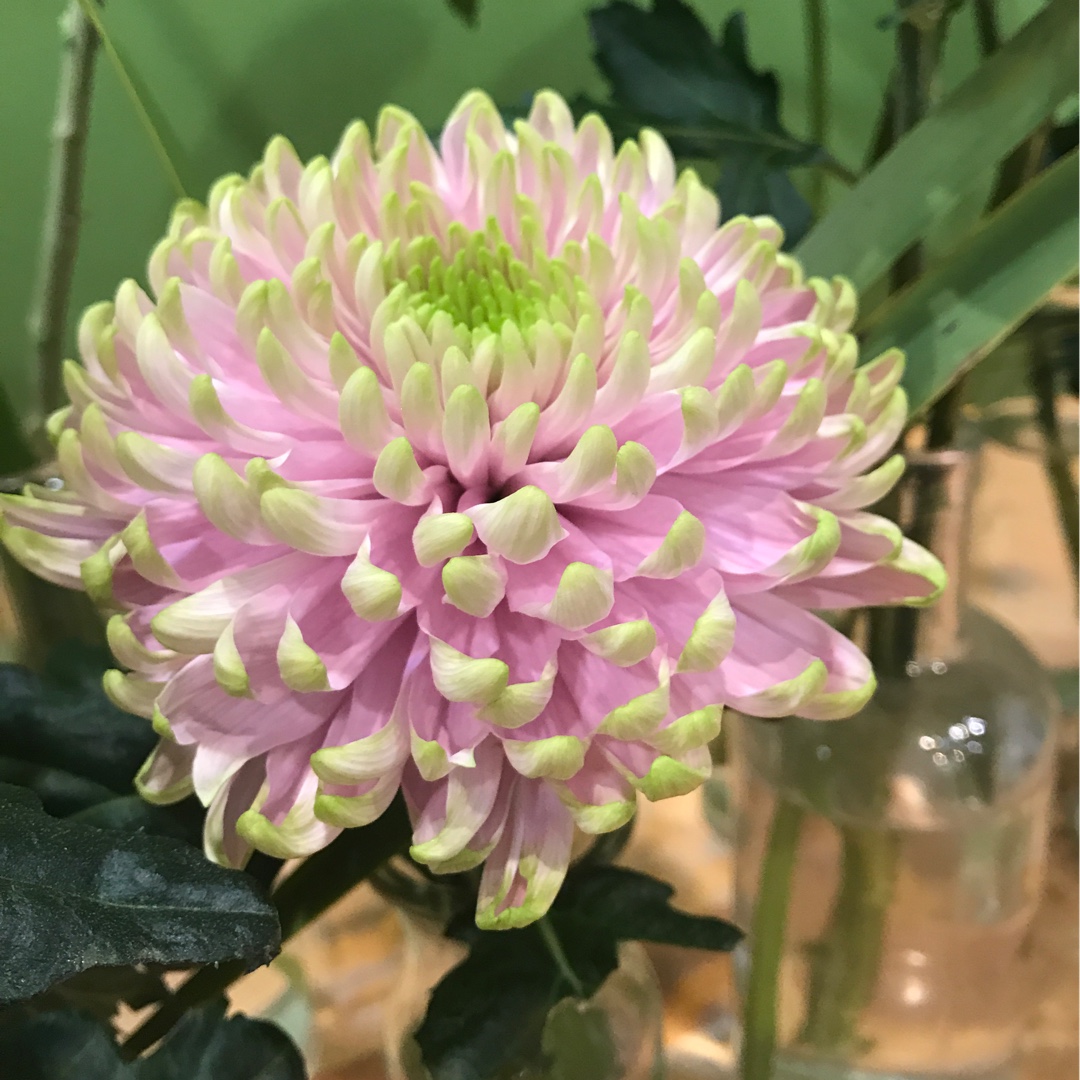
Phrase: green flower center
[{"left": 383, "top": 227, "right": 566, "bottom": 336}]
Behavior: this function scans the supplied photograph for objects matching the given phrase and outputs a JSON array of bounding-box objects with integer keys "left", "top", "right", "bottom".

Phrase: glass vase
[
  {"left": 733, "top": 448, "right": 1060, "bottom": 1080},
  {"left": 385, "top": 913, "right": 664, "bottom": 1080}
]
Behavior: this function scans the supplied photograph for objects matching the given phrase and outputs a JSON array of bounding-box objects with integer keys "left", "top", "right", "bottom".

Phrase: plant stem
[
  {"left": 1028, "top": 329, "right": 1079, "bottom": 583},
  {"left": 805, "top": 0, "right": 829, "bottom": 215},
  {"left": 797, "top": 826, "right": 900, "bottom": 1053},
  {"left": 538, "top": 917, "right": 586, "bottom": 998},
  {"left": 821, "top": 158, "right": 858, "bottom": 187},
  {"left": 739, "top": 797, "right": 803, "bottom": 1080},
  {"left": 30, "top": 0, "right": 101, "bottom": 424}
]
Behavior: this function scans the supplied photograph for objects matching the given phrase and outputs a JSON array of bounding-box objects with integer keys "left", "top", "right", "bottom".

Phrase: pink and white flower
[{"left": 1, "top": 91, "right": 942, "bottom": 927}]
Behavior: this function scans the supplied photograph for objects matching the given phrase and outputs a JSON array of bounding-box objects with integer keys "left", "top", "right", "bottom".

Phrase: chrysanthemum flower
[{"left": 1, "top": 91, "right": 942, "bottom": 928}]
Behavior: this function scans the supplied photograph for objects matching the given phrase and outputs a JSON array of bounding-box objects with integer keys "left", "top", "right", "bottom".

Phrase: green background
[{"left": 0, "top": 0, "right": 1043, "bottom": 425}]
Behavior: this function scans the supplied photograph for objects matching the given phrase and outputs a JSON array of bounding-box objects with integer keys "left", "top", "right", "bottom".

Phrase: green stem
[
  {"left": 740, "top": 797, "right": 803, "bottom": 1080},
  {"left": 30, "top": 0, "right": 101, "bottom": 425},
  {"left": 820, "top": 158, "right": 858, "bottom": 187},
  {"left": 538, "top": 916, "right": 586, "bottom": 999},
  {"left": 1028, "top": 330, "right": 1079, "bottom": 584},
  {"left": 797, "top": 826, "right": 900, "bottom": 1054},
  {"left": 805, "top": 0, "right": 829, "bottom": 215}
]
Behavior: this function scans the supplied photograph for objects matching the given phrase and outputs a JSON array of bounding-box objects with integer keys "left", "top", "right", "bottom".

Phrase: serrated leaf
[
  {"left": 581, "top": 1, "right": 826, "bottom": 241},
  {"left": 418, "top": 862, "right": 740, "bottom": 1078},
  {"left": 0, "top": 1002, "right": 306, "bottom": 1079},
  {"left": 0, "top": 784, "right": 279, "bottom": 1004},
  {"left": 0, "top": 656, "right": 156, "bottom": 794},
  {"left": 413, "top": 929, "right": 569, "bottom": 1080},
  {"left": 417, "top": 916, "right": 624, "bottom": 1080},
  {"left": 558, "top": 865, "right": 742, "bottom": 951}
]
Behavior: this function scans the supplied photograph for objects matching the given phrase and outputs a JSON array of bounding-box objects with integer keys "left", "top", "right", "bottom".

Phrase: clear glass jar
[{"left": 733, "top": 449, "right": 1059, "bottom": 1080}]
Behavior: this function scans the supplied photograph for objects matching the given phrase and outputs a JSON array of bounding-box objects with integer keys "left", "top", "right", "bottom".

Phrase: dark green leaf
[
  {"left": 0, "top": 1002, "right": 306, "bottom": 1079},
  {"left": 559, "top": 865, "right": 742, "bottom": 951},
  {"left": 70, "top": 794, "right": 206, "bottom": 847},
  {"left": 0, "top": 757, "right": 117, "bottom": 817},
  {"left": 117, "top": 804, "right": 408, "bottom": 1061},
  {"left": 419, "top": 862, "right": 740, "bottom": 1078},
  {"left": 137, "top": 1001, "right": 305, "bottom": 1080},
  {"left": 416, "top": 923, "right": 618, "bottom": 1080},
  {"left": 446, "top": 0, "right": 480, "bottom": 26},
  {"left": 0, "top": 1008, "right": 125, "bottom": 1080},
  {"left": 0, "top": 784, "right": 279, "bottom": 1004},
  {"left": 0, "top": 658, "right": 156, "bottom": 794},
  {"left": 582, "top": 1, "right": 825, "bottom": 241},
  {"left": 18, "top": 966, "right": 169, "bottom": 1022}
]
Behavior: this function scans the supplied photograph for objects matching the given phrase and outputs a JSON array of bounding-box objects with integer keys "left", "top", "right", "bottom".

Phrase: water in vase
[{"left": 734, "top": 759, "right": 1053, "bottom": 1080}]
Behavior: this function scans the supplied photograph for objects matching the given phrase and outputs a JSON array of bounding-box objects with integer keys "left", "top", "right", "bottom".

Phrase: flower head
[{"left": 2, "top": 91, "right": 942, "bottom": 928}]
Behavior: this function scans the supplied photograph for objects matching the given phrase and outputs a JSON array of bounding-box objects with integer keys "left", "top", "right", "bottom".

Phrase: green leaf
[
  {"left": 0, "top": 657, "right": 156, "bottom": 794},
  {"left": 418, "top": 863, "right": 741, "bottom": 1079},
  {"left": 860, "top": 149, "right": 1079, "bottom": 415},
  {"left": 581, "top": 1, "right": 825, "bottom": 242},
  {"left": 541, "top": 998, "right": 620, "bottom": 1080},
  {"left": 0, "top": 1002, "right": 306, "bottom": 1079},
  {"left": 118, "top": 801, "right": 410, "bottom": 1061},
  {"left": 446, "top": 0, "right": 481, "bottom": 26},
  {"left": 1053, "top": 667, "right": 1080, "bottom": 715},
  {"left": 558, "top": 865, "right": 743, "bottom": 951},
  {"left": 19, "top": 966, "right": 170, "bottom": 1023},
  {"left": 0, "top": 784, "right": 279, "bottom": 1004},
  {"left": 137, "top": 1001, "right": 306, "bottom": 1080},
  {"left": 0, "top": 757, "right": 117, "bottom": 817},
  {"left": 69, "top": 794, "right": 206, "bottom": 847},
  {"left": 415, "top": 922, "right": 618, "bottom": 1080},
  {"left": 796, "top": 0, "right": 1078, "bottom": 288}
]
